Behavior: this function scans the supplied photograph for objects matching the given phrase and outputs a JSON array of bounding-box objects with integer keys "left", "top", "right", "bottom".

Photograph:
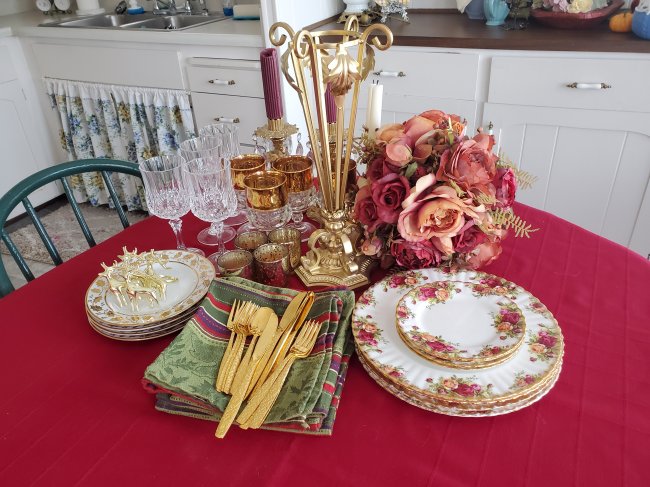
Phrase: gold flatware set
[{"left": 215, "top": 291, "right": 315, "bottom": 438}]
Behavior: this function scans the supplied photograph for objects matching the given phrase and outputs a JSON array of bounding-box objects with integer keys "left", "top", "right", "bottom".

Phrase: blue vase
[
  {"left": 484, "top": 0, "right": 510, "bottom": 26},
  {"left": 632, "top": 12, "right": 650, "bottom": 40},
  {"left": 465, "top": 0, "right": 485, "bottom": 20}
]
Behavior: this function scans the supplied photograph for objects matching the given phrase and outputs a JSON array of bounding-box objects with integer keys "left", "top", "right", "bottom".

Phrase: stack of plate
[
  {"left": 85, "top": 250, "right": 215, "bottom": 341},
  {"left": 352, "top": 268, "right": 564, "bottom": 417}
]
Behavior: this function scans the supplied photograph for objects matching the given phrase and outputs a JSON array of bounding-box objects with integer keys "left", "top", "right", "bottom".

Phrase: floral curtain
[{"left": 45, "top": 78, "right": 195, "bottom": 211}]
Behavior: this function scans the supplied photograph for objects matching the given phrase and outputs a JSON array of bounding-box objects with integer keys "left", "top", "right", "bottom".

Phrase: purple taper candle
[
  {"left": 260, "top": 48, "right": 284, "bottom": 120},
  {"left": 325, "top": 83, "right": 337, "bottom": 124}
]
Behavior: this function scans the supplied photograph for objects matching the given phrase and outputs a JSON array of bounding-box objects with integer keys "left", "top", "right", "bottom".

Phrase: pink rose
[
  {"left": 501, "top": 311, "right": 521, "bottom": 324},
  {"left": 390, "top": 239, "right": 443, "bottom": 269},
  {"left": 538, "top": 333, "right": 557, "bottom": 348},
  {"left": 358, "top": 329, "right": 377, "bottom": 346},
  {"left": 452, "top": 222, "right": 487, "bottom": 254},
  {"left": 427, "top": 340, "right": 449, "bottom": 352},
  {"left": 412, "top": 143, "right": 433, "bottom": 163},
  {"left": 385, "top": 136, "right": 413, "bottom": 168},
  {"left": 437, "top": 133, "right": 498, "bottom": 194},
  {"left": 404, "top": 115, "right": 439, "bottom": 142},
  {"left": 419, "top": 286, "right": 438, "bottom": 299},
  {"left": 454, "top": 383, "right": 477, "bottom": 397},
  {"left": 465, "top": 240, "right": 502, "bottom": 269},
  {"left": 397, "top": 174, "right": 486, "bottom": 253},
  {"left": 352, "top": 185, "right": 379, "bottom": 232},
  {"left": 361, "top": 235, "right": 384, "bottom": 257},
  {"left": 495, "top": 167, "right": 517, "bottom": 208},
  {"left": 390, "top": 275, "right": 406, "bottom": 287},
  {"left": 371, "top": 173, "right": 411, "bottom": 224}
]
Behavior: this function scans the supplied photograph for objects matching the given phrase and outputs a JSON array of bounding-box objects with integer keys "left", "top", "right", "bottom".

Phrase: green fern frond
[
  {"left": 491, "top": 208, "right": 539, "bottom": 238},
  {"left": 475, "top": 192, "right": 497, "bottom": 206},
  {"left": 513, "top": 168, "right": 538, "bottom": 190},
  {"left": 496, "top": 153, "right": 538, "bottom": 190}
]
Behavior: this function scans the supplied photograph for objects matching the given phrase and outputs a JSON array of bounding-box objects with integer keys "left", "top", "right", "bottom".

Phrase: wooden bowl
[{"left": 530, "top": 0, "right": 624, "bottom": 29}]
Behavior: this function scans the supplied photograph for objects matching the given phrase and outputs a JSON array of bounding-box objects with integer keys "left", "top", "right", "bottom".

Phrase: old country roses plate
[
  {"left": 352, "top": 269, "right": 563, "bottom": 414},
  {"left": 395, "top": 281, "right": 526, "bottom": 368}
]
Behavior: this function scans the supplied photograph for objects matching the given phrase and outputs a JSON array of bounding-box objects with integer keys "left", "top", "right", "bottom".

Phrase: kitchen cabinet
[
  {"left": 0, "top": 41, "right": 59, "bottom": 218},
  {"left": 484, "top": 55, "right": 650, "bottom": 257}
]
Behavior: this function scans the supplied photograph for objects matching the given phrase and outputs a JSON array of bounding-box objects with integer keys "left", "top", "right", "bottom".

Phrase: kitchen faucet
[{"left": 149, "top": 0, "right": 208, "bottom": 15}]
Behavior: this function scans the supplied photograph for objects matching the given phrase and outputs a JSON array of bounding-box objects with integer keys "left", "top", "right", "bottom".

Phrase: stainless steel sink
[
  {"left": 39, "top": 13, "right": 225, "bottom": 31},
  {"left": 122, "top": 15, "right": 222, "bottom": 30}
]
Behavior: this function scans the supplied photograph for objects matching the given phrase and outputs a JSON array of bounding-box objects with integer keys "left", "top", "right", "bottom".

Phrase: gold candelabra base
[
  {"left": 254, "top": 118, "right": 298, "bottom": 163},
  {"left": 296, "top": 207, "right": 374, "bottom": 290}
]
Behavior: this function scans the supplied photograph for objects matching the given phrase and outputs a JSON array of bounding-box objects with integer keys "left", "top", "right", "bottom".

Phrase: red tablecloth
[{"left": 1, "top": 203, "right": 649, "bottom": 486}]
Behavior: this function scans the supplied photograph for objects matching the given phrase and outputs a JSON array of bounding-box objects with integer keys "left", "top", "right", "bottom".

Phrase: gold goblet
[
  {"left": 231, "top": 154, "right": 267, "bottom": 234},
  {"left": 243, "top": 170, "right": 291, "bottom": 232},
  {"left": 272, "top": 155, "right": 316, "bottom": 241}
]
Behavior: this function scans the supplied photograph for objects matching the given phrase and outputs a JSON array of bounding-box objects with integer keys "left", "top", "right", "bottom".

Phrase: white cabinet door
[
  {"left": 0, "top": 80, "right": 59, "bottom": 218},
  {"left": 483, "top": 103, "right": 650, "bottom": 257}
]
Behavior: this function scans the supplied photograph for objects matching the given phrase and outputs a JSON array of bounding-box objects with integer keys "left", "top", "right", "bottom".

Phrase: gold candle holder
[
  {"left": 254, "top": 118, "right": 299, "bottom": 163},
  {"left": 269, "top": 16, "right": 393, "bottom": 289}
]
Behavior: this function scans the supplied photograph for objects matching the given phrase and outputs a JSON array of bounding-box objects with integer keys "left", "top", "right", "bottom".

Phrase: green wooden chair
[{"left": 0, "top": 158, "right": 142, "bottom": 298}]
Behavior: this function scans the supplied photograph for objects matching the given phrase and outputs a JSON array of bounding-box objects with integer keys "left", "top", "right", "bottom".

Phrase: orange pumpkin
[{"left": 609, "top": 12, "right": 634, "bottom": 33}]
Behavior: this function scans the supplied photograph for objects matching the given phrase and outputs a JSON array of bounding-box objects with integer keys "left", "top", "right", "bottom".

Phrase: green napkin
[{"left": 143, "top": 277, "right": 354, "bottom": 427}]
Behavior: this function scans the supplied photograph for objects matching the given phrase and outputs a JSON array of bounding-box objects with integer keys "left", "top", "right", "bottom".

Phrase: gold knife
[
  {"left": 248, "top": 291, "right": 314, "bottom": 396},
  {"left": 215, "top": 310, "right": 278, "bottom": 438}
]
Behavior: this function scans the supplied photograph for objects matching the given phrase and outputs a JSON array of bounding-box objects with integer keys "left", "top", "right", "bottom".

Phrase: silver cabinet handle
[
  {"left": 214, "top": 117, "right": 240, "bottom": 123},
  {"left": 566, "top": 82, "right": 611, "bottom": 90},
  {"left": 372, "top": 70, "right": 406, "bottom": 78},
  {"left": 208, "top": 79, "right": 236, "bottom": 85}
]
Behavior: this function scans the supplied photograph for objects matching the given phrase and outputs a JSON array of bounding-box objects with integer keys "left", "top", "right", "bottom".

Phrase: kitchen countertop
[
  {"left": 0, "top": 10, "right": 264, "bottom": 47},
  {"left": 312, "top": 10, "right": 650, "bottom": 54}
]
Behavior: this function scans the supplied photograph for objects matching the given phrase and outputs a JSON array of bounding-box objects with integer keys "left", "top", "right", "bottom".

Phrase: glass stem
[
  {"left": 169, "top": 218, "right": 188, "bottom": 250},
  {"left": 208, "top": 221, "right": 225, "bottom": 255}
]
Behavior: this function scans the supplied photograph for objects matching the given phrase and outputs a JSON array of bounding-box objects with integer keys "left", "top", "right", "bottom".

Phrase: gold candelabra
[
  {"left": 254, "top": 118, "right": 298, "bottom": 163},
  {"left": 270, "top": 16, "right": 393, "bottom": 289}
]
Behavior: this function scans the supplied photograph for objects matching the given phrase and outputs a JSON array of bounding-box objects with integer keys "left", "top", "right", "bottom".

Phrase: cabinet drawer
[
  {"left": 191, "top": 92, "right": 266, "bottom": 146},
  {"left": 369, "top": 50, "right": 478, "bottom": 101},
  {"left": 187, "top": 58, "right": 263, "bottom": 98},
  {"left": 489, "top": 56, "right": 650, "bottom": 113}
]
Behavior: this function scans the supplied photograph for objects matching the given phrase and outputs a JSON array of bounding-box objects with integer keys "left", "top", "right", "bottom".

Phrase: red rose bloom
[
  {"left": 371, "top": 173, "right": 411, "bottom": 224},
  {"left": 495, "top": 167, "right": 517, "bottom": 208},
  {"left": 353, "top": 185, "right": 379, "bottom": 232},
  {"left": 454, "top": 383, "right": 477, "bottom": 397},
  {"left": 538, "top": 333, "right": 557, "bottom": 348},
  {"left": 452, "top": 223, "right": 487, "bottom": 254},
  {"left": 501, "top": 311, "right": 521, "bottom": 324},
  {"left": 391, "top": 239, "right": 443, "bottom": 269}
]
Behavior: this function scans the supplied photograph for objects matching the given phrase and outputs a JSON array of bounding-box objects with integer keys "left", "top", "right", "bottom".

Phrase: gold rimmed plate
[{"left": 85, "top": 250, "right": 214, "bottom": 326}]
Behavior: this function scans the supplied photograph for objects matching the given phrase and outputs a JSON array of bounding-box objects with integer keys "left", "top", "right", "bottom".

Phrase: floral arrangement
[
  {"left": 532, "top": 0, "right": 609, "bottom": 13},
  {"left": 353, "top": 109, "right": 536, "bottom": 271}
]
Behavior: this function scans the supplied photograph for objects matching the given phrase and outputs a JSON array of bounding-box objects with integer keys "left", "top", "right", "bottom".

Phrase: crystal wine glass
[
  {"left": 139, "top": 155, "right": 204, "bottom": 256},
  {"left": 178, "top": 137, "right": 237, "bottom": 245},
  {"left": 198, "top": 122, "right": 249, "bottom": 226},
  {"left": 183, "top": 156, "right": 238, "bottom": 267}
]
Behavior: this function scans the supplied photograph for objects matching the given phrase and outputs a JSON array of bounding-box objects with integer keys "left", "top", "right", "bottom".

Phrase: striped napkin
[{"left": 142, "top": 277, "right": 355, "bottom": 435}]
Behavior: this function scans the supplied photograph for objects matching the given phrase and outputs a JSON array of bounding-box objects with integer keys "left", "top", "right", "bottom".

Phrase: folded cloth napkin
[{"left": 142, "top": 277, "right": 355, "bottom": 435}]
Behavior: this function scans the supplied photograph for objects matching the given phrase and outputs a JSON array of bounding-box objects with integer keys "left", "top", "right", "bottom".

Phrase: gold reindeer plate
[{"left": 85, "top": 250, "right": 215, "bottom": 327}]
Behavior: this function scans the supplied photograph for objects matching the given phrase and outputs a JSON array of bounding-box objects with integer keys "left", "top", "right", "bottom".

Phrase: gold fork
[
  {"left": 216, "top": 301, "right": 258, "bottom": 393},
  {"left": 221, "top": 302, "right": 259, "bottom": 394},
  {"left": 237, "top": 319, "right": 321, "bottom": 429}
]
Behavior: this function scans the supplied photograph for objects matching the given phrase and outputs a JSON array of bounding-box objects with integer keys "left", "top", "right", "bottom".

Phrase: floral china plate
[
  {"left": 85, "top": 250, "right": 215, "bottom": 326},
  {"left": 396, "top": 281, "right": 526, "bottom": 368},
  {"left": 352, "top": 269, "right": 564, "bottom": 410}
]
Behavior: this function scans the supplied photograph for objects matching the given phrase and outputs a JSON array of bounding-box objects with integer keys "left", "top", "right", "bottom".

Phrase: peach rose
[
  {"left": 376, "top": 123, "right": 405, "bottom": 144},
  {"left": 530, "top": 343, "right": 546, "bottom": 354},
  {"left": 420, "top": 333, "right": 436, "bottom": 342},
  {"left": 404, "top": 115, "right": 439, "bottom": 142},
  {"left": 385, "top": 136, "right": 413, "bottom": 168},
  {"left": 465, "top": 240, "right": 503, "bottom": 269},
  {"left": 361, "top": 235, "right": 384, "bottom": 257},
  {"left": 497, "top": 322, "right": 513, "bottom": 332},
  {"left": 362, "top": 322, "right": 377, "bottom": 333},
  {"left": 435, "top": 289, "right": 450, "bottom": 300},
  {"left": 397, "top": 175, "right": 486, "bottom": 253},
  {"left": 442, "top": 378, "right": 459, "bottom": 390},
  {"left": 437, "top": 133, "right": 498, "bottom": 194}
]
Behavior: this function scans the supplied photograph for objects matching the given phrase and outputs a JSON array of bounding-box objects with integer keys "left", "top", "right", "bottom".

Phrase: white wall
[{"left": 0, "top": 0, "right": 36, "bottom": 16}]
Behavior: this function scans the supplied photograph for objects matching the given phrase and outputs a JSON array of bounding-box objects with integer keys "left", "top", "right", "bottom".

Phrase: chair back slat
[
  {"left": 61, "top": 177, "right": 96, "bottom": 247},
  {"left": 100, "top": 171, "right": 130, "bottom": 229},
  {"left": 21, "top": 197, "right": 63, "bottom": 266},
  {"left": 0, "top": 158, "right": 141, "bottom": 298},
  {"left": 1, "top": 230, "right": 35, "bottom": 296}
]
